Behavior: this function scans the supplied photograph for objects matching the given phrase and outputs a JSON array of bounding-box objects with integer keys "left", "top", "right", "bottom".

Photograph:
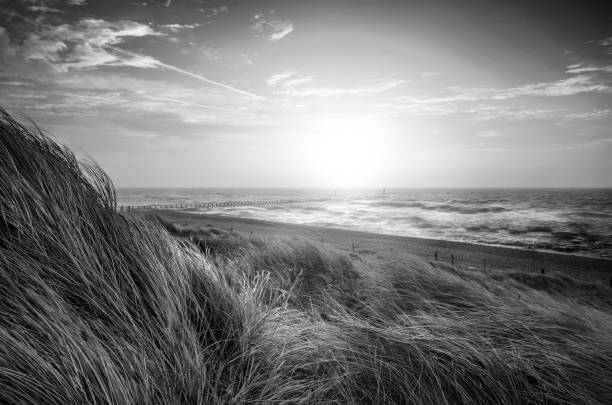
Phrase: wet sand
[{"left": 141, "top": 210, "right": 612, "bottom": 285}]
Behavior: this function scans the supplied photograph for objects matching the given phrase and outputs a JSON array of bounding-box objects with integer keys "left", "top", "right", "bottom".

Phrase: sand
[{"left": 140, "top": 210, "right": 612, "bottom": 285}]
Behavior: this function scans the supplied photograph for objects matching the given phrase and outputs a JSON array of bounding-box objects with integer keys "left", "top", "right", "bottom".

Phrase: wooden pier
[{"left": 118, "top": 197, "right": 330, "bottom": 212}]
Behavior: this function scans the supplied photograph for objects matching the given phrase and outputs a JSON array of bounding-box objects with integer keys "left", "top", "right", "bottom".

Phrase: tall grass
[{"left": 1, "top": 108, "right": 612, "bottom": 404}]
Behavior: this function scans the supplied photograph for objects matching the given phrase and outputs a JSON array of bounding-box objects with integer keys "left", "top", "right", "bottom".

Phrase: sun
[{"left": 302, "top": 115, "right": 386, "bottom": 187}]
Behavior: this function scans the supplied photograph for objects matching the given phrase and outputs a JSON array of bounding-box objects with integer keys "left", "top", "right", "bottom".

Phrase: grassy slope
[{"left": 1, "top": 108, "right": 612, "bottom": 404}]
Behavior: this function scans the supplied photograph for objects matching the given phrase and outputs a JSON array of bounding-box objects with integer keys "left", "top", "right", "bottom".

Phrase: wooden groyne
[{"left": 118, "top": 198, "right": 330, "bottom": 212}]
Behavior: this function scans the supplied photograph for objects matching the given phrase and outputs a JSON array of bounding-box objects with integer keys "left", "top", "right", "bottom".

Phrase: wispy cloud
[
  {"left": 268, "top": 22, "right": 293, "bottom": 41},
  {"left": 281, "top": 77, "right": 314, "bottom": 88},
  {"left": 266, "top": 71, "right": 296, "bottom": 86},
  {"left": 565, "top": 109, "right": 610, "bottom": 120},
  {"left": 566, "top": 63, "right": 612, "bottom": 74},
  {"left": 598, "top": 36, "right": 612, "bottom": 55},
  {"left": 392, "top": 73, "right": 610, "bottom": 116},
  {"left": 159, "top": 23, "right": 201, "bottom": 33},
  {"left": 19, "top": 18, "right": 163, "bottom": 70},
  {"left": 251, "top": 13, "right": 293, "bottom": 41},
  {"left": 278, "top": 79, "right": 406, "bottom": 98},
  {"left": 26, "top": 5, "right": 64, "bottom": 13},
  {"left": 199, "top": 6, "right": 229, "bottom": 17},
  {"left": 0, "top": 80, "right": 34, "bottom": 87},
  {"left": 489, "top": 74, "right": 609, "bottom": 98},
  {"left": 467, "top": 105, "right": 556, "bottom": 121}
]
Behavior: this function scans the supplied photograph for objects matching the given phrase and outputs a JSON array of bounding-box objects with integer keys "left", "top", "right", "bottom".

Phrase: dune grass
[{"left": 1, "top": 108, "right": 612, "bottom": 404}]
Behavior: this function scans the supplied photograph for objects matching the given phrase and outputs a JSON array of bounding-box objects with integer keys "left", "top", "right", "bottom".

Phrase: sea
[{"left": 117, "top": 188, "right": 612, "bottom": 259}]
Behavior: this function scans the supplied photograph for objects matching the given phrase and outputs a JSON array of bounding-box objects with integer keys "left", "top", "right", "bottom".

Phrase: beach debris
[
  {"left": 434, "top": 251, "right": 438, "bottom": 261},
  {"left": 540, "top": 268, "right": 546, "bottom": 274},
  {"left": 451, "top": 254, "right": 455, "bottom": 265}
]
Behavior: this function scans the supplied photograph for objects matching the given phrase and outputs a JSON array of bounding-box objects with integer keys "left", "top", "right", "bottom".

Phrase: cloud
[
  {"left": 279, "top": 79, "right": 405, "bottom": 97},
  {"left": 420, "top": 71, "right": 440, "bottom": 78},
  {"left": 266, "top": 71, "right": 296, "bottom": 86},
  {"left": 20, "top": 18, "right": 163, "bottom": 71},
  {"left": 598, "top": 36, "right": 612, "bottom": 55},
  {"left": 389, "top": 68, "right": 611, "bottom": 120},
  {"left": 199, "top": 6, "right": 229, "bottom": 17},
  {"left": 66, "top": 0, "right": 87, "bottom": 5},
  {"left": 27, "top": 5, "right": 64, "bottom": 13},
  {"left": 566, "top": 63, "right": 612, "bottom": 74},
  {"left": 467, "top": 105, "right": 556, "bottom": 121},
  {"left": 0, "top": 80, "right": 34, "bottom": 87},
  {"left": 491, "top": 75, "right": 609, "bottom": 98},
  {"left": 159, "top": 23, "right": 200, "bottom": 33},
  {"left": 268, "top": 22, "right": 293, "bottom": 41},
  {"left": 251, "top": 13, "right": 293, "bottom": 41},
  {"left": 393, "top": 74, "right": 610, "bottom": 113},
  {"left": 377, "top": 101, "right": 458, "bottom": 116},
  {"left": 565, "top": 109, "right": 610, "bottom": 120},
  {"left": 281, "top": 77, "right": 313, "bottom": 88}
]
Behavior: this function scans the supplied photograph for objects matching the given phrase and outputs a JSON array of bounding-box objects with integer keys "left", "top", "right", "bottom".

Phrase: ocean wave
[
  {"left": 395, "top": 216, "right": 439, "bottom": 228},
  {"left": 569, "top": 211, "right": 612, "bottom": 219},
  {"left": 369, "top": 201, "right": 509, "bottom": 214},
  {"left": 507, "top": 225, "right": 554, "bottom": 235},
  {"left": 300, "top": 206, "right": 326, "bottom": 212},
  {"left": 464, "top": 222, "right": 605, "bottom": 245},
  {"left": 463, "top": 224, "right": 549, "bottom": 234},
  {"left": 369, "top": 201, "right": 427, "bottom": 208}
]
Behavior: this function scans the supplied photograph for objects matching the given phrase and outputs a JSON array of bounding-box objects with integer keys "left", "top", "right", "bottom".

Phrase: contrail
[
  {"left": 106, "top": 46, "right": 266, "bottom": 100},
  {"left": 142, "top": 95, "right": 234, "bottom": 111}
]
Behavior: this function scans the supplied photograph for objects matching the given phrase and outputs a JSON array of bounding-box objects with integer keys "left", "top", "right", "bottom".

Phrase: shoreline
[
  {"left": 141, "top": 210, "right": 612, "bottom": 284},
  {"left": 189, "top": 211, "right": 608, "bottom": 260}
]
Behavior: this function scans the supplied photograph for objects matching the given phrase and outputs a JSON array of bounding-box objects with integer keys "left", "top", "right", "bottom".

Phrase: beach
[{"left": 146, "top": 210, "right": 612, "bottom": 284}]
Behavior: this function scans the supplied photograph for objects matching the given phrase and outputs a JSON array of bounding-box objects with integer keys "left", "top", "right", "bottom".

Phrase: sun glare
[{"left": 302, "top": 115, "right": 386, "bottom": 187}]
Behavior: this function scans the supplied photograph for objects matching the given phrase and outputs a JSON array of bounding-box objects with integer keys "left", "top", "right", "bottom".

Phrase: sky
[{"left": 0, "top": 0, "right": 611, "bottom": 188}]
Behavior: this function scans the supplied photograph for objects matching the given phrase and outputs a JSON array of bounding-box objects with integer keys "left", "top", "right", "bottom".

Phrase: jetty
[{"left": 118, "top": 197, "right": 330, "bottom": 212}]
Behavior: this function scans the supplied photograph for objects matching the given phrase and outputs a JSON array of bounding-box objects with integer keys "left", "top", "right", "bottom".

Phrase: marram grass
[{"left": 1, "top": 108, "right": 612, "bottom": 404}]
